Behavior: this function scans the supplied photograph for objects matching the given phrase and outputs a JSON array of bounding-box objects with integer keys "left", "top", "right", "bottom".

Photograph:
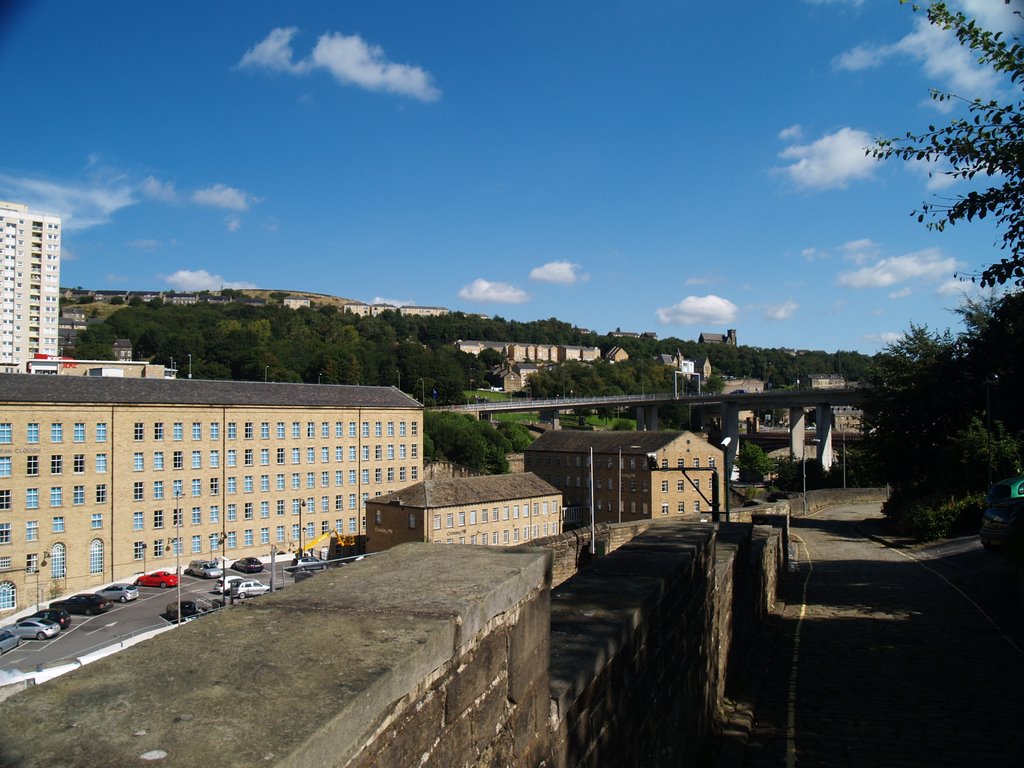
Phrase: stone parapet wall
[
  {"left": 528, "top": 520, "right": 652, "bottom": 587},
  {"left": 0, "top": 520, "right": 783, "bottom": 768}
]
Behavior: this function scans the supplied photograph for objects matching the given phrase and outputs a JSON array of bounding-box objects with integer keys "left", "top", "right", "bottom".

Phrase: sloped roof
[
  {"left": 0, "top": 375, "right": 419, "bottom": 409},
  {"left": 371, "top": 472, "right": 559, "bottom": 510},
  {"left": 526, "top": 430, "right": 698, "bottom": 455}
]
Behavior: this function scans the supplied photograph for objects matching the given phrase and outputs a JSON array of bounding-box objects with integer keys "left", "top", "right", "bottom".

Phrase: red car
[{"left": 135, "top": 570, "right": 179, "bottom": 588}]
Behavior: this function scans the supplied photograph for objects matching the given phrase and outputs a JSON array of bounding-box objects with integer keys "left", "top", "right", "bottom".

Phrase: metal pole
[
  {"left": 589, "top": 447, "right": 596, "bottom": 555},
  {"left": 617, "top": 447, "right": 622, "bottom": 524},
  {"left": 175, "top": 492, "right": 182, "bottom": 625},
  {"left": 270, "top": 547, "right": 277, "bottom": 592}
]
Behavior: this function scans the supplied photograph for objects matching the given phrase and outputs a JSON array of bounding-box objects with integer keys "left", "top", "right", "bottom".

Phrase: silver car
[
  {"left": 97, "top": 583, "right": 140, "bottom": 603},
  {"left": 185, "top": 560, "right": 223, "bottom": 579},
  {"left": 0, "top": 629, "right": 20, "bottom": 654},
  {"left": 5, "top": 618, "right": 61, "bottom": 640}
]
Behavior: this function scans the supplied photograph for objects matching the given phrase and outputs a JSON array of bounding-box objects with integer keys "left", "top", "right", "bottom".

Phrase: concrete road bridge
[{"left": 435, "top": 388, "right": 866, "bottom": 471}]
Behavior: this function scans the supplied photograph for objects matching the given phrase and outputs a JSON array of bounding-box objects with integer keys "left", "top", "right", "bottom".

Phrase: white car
[
  {"left": 213, "top": 575, "right": 246, "bottom": 595},
  {"left": 231, "top": 579, "right": 270, "bottom": 599}
]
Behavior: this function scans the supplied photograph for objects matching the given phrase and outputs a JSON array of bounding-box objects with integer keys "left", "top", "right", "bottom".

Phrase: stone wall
[
  {"left": 528, "top": 520, "right": 652, "bottom": 587},
  {"left": 0, "top": 520, "right": 783, "bottom": 768}
]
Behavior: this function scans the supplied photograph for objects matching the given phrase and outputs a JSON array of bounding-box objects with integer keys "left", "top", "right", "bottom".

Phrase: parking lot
[{"left": 0, "top": 556, "right": 320, "bottom": 675}]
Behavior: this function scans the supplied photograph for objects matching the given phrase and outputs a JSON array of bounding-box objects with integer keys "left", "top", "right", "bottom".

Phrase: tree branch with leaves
[{"left": 871, "top": 1, "right": 1024, "bottom": 287}]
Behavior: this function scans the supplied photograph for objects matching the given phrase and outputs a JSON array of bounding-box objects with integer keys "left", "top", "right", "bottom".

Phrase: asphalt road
[{"left": 728, "top": 503, "right": 1024, "bottom": 767}]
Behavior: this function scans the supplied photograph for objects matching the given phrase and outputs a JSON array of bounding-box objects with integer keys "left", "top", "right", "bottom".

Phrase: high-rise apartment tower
[{"left": 0, "top": 201, "right": 62, "bottom": 370}]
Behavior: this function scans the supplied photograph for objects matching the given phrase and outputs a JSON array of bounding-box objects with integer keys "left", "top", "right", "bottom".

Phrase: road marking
[
  {"left": 886, "top": 543, "right": 1023, "bottom": 656},
  {"left": 786, "top": 532, "right": 812, "bottom": 768}
]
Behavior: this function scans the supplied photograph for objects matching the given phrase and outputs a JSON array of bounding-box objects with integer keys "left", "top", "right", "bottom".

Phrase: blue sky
[{"left": 1, "top": 1, "right": 1021, "bottom": 353}]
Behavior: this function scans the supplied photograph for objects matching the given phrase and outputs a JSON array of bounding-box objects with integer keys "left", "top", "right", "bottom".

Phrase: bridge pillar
[
  {"left": 815, "top": 404, "right": 834, "bottom": 471},
  {"left": 540, "top": 409, "right": 560, "bottom": 430},
  {"left": 635, "top": 405, "right": 658, "bottom": 431},
  {"left": 789, "top": 408, "right": 805, "bottom": 458}
]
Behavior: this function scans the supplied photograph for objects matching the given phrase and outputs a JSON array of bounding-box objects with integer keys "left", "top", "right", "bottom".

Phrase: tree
[
  {"left": 735, "top": 442, "right": 773, "bottom": 482},
  {"left": 872, "top": 1, "right": 1024, "bottom": 287}
]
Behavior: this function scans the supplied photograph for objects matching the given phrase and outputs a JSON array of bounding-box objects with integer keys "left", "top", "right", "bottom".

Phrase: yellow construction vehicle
[{"left": 296, "top": 529, "right": 357, "bottom": 562}]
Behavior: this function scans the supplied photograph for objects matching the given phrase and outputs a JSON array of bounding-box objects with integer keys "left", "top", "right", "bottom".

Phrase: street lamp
[
  {"left": 34, "top": 554, "right": 48, "bottom": 610},
  {"left": 174, "top": 491, "right": 182, "bottom": 626},
  {"left": 141, "top": 542, "right": 148, "bottom": 575},
  {"left": 187, "top": 353, "right": 192, "bottom": 380},
  {"left": 298, "top": 499, "right": 306, "bottom": 556},
  {"left": 720, "top": 437, "right": 732, "bottom": 523},
  {"left": 264, "top": 365, "right": 269, "bottom": 383}
]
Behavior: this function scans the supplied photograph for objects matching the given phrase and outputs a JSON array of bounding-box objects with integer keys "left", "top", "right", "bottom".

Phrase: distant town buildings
[
  {"left": 343, "top": 302, "right": 449, "bottom": 318},
  {"left": 365, "top": 473, "right": 562, "bottom": 551},
  {"left": 1, "top": 201, "right": 61, "bottom": 372}
]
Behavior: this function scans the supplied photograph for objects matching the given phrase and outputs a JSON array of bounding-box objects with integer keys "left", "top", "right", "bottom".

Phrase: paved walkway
[{"left": 728, "top": 504, "right": 1024, "bottom": 767}]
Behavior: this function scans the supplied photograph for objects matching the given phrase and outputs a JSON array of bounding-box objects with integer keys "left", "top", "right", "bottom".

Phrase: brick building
[
  {"left": 366, "top": 473, "right": 562, "bottom": 551},
  {"left": 524, "top": 430, "right": 725, "bottom": 525},
  {"left": 0, "top": 376, "right": 421, "bottom": 615}
]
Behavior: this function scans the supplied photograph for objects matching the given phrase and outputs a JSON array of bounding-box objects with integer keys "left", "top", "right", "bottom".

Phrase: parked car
[
  {"left": 97, "top": 583, "right": 140, "bottom": 603},
  {"left": 0, "top": 629, "right": 21, "bottom": 654},
  {"left": 291, "top": 555, "right": 327, "bottom": 572},
  {"left": 231, "top": 557, "right": 264, "bottom": 574},
  {"left": 165, "top": 597, "right": 219, "bottom": 622},
  {"left": 135, "top": 570, "right": 179, "bottom": 588},
  {"left": 31, "top": 608, "right": 71, "bottom": 630},
  {"left": 980, "top": 475, "right": 1024, "bottom": 550},
  {"left": 231, "top": 579, "right": 270, "bottom": 599},
  {"left": 185, "top": 560, "right": 223, "bottom": 579},
  {"left": 5, "top": 618, "right": 61, "bottom": 640},
  {"left": 49, "top": 593, "right": 112, "bottom": 616},
  {"left": 213, "top": 575, "right": 246, "bottom": 595}
]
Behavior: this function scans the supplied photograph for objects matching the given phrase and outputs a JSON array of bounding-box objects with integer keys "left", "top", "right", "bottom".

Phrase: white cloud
[
  {"left": 801, "top": 247, "right": 825, "bottom": 262},
  {"left": 237, "top": 27, "right": 309, "bottom": 73},
  {"left": 239, "top": 27, "right": 441, "bottom": 102},
  {"left": 907, "top": 157, "right": 958, "bottom": 191},
  {"left": 655, "top": 295, "right": 738, "bottom": 326},
  {"left": 191, "top": 184, "right": 258, "bottom": 211},
  {"left": 936, "top": 276, "right": 982, "bottom": 298},
  {"left": 372, "top": 296, "right": 415, "bottom": 307},
  {"left": 961, "top": 0, "right": 1024, "bottom": 34},
  {"left": 763, "top": 301, "right": 798, "bottom": 321},
  {"left": 162, "top": 269, "right": 257, "bottom": 292},
  {"left": 685, "top": 274, "right": 715, "bottom": 285},
  {"left": 777, "top": 127, "right": 877, "bottom": 190},
  {"left": 529, "top": 261, "right": 587, "bottom": 285},
  {"left": 839, "top": 238, "right": 880, "bottom": 264},
  {"left": 458, "top": 279, "right": 530, "bottom": 304},
  {"left": 778, "top": 124, "right": 803, "bottom": 141},
  {"left": 0, "top": 173, "right": 136, "bottom": 230},
  {"left": 864, "top": 331, "right": 905, "bottom": 346},
  {"left": 888, "top": 287, "right": 912, "bottom": 299},
  {"left": 141, "top": 176, "right": 177, "bottom": 202},
  {"left": 834, "top": 16, "right": 1004, "bottom": 101},
  {"left": 226, "top": 216, "right": 242, "bottom": 233},
  {"left": 837, "top": 247, "right": 959, "bottom": 289}
]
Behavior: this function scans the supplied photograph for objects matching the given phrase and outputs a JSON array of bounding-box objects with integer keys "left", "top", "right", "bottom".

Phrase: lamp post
[
  {"left": 174, "top": 491, "right": 182, "bottom": 626},
  {"left": 187, "top": 353, "right": 192, "bottom": 380},
  {"left": 270, "top": 546, "right": 279, "bottom": 592},
  {"left": 617, "top": 447, "right": 622, "bottom": 525},
  {"left": 264, "top": 365, "right": 269, "bottom": 383},
  {"left": 298, "top": 499, "right": 306, "bottom": 556},
  {"left": 396, "top": 370, "right": 401, "bottom": 391},
  {"left": 35, "top": 554, "right": 48, "bottom": 610},
  {"left": 720, "top": 437, "right": 732, "bottom": 523},
  {"left": 141, "top": 542, "right": 148, "bottom": 575}
]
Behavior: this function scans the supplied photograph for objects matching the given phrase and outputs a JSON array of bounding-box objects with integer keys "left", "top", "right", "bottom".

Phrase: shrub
[{"left": 898, "top": 493, "right": 985, "bottom": 541}]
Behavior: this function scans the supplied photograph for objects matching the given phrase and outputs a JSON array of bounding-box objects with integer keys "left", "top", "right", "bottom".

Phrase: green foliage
[
  {"left": 424, "top": 411, "right": 512, "bottom": 474},
  {"left": 885, "top": 492, "right": 986, "bottom": 541},
  {"left": 873, "top": 1, "right": 1024, "bottom": 287},
  {"left": 735, "top": 442, "right": 773, "bottom": 480},
  {"left": 496, "top": 421, "right": 534, "bottom": 452}
]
